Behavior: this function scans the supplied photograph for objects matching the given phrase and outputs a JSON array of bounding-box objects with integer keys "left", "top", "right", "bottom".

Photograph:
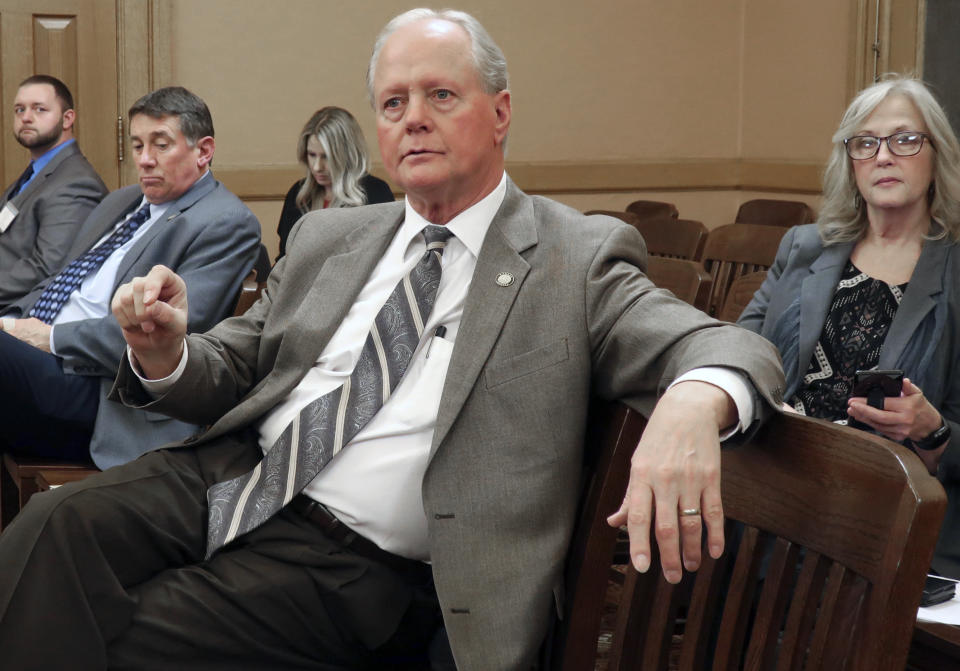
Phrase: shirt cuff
[
  {"left": 669, "top": 367, "right": 756, "bottom": 441},
  {"left": 48, "top": 323, "right": 57, "bottom": 354},
  {"left": 128, "top": 340, "right": 189, "bottom": 398}
]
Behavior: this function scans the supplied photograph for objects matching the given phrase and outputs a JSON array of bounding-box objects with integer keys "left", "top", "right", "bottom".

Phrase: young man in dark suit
[{"left": 0, "top": 75, "right": 107, "bottom": 309}]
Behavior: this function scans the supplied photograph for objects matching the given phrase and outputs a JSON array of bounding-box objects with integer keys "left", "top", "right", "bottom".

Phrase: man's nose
[
  {"left": 404, "top": 95, "right": 431, "bottom": 132},
  {"left": 137, "top": 148, "right": 156, "bottom": 167}
]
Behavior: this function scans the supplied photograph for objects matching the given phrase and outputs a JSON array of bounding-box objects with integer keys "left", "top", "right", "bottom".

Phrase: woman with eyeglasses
[
  {"left": 276, "top": 107, "right": 394, "bottom": 260},
  {"left": 739, "top": 76, "right": 960, "bottom": 577}
]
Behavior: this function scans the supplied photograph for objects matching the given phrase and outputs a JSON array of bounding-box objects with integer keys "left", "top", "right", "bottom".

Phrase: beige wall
[{"left": 165, "top": 0, "right": 853, "bottom": 258}]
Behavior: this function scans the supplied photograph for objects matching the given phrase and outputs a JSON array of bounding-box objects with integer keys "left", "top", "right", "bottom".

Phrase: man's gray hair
[{"left": 366, "top": 8, "right": 509, "bottom": 106}]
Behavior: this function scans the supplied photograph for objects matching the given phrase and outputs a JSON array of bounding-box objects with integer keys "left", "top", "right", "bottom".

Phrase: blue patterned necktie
[
  {"left": 205, "top": 224, "right": 454, "bottom": 557},
  {"left": 6, "top": 163, "right": 34, "bottom": 200},
  {"left": 29, "top": 203, "right": 153, "bottom": 324}
]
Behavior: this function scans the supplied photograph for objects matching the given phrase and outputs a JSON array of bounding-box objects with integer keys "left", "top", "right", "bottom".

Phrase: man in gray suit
[
  {"left": 0, "top": 75, "right": 107, "bottom": 309},
  {"left": 0, "top": 86, "right": 260, "bottom": 470},
  {"left": 0, "top": 11, "right": 783, "bottom": 670}
]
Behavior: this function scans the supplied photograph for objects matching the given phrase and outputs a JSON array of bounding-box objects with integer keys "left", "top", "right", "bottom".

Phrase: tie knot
[
  {"left": 130, "top": 203, "right": 152, "bottom": 226},
  {"left": 422, "top": 225, "right": 454, "bottom": 251}
]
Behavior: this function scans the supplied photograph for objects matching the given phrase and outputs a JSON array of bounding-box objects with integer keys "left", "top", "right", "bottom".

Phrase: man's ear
[
  {"left": 492, "top": 90, "right": 511, "bottom": 146},
  {"left": 61, "top": 108, "right": 76, "bottom": 133},
  {"left": 196, "top": 136, "right": 216, "bottom": 168}
]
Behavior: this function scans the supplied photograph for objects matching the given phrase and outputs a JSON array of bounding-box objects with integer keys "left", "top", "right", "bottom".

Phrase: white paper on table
[{"left": 918, "top": 587, "right": 960, "bottom": 625}]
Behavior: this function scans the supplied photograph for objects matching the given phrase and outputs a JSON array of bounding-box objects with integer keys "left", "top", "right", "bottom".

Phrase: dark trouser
[
  {"left": 0, "top": 437, "right": 445, "bottom": 670},
  {"left": 0, "top": 331, "right": 99, "bottom": 460}
]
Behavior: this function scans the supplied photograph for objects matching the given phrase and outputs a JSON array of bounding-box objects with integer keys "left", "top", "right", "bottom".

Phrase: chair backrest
[
  {"left": 626, "top": 200, "right": 679, "bottom": 220},
  {"left": 700, "top": 223, "right": 785, "bottom": 316},
  {"left": 551, "top": 401, "right": 641, "bottom": 670},
  {"left": 645, "top": 256, "right": 712, "bottom": 312},
  {"left": 633, "top": 218, "right": 709, "bottom": 261},
  {"left": 583, "top": 209, "right": 640, "bottom": 228},
  {"left": 557, "top": 407, "right": 946, "bottom": 671},
  {"left": 717, "top": 269, "right": 767, "bottom": 322},
  {"left": 736, "top": 198, "right": 815, "bottom": 227},
  {"left": 233, "top": 269, "right": 266, "bottom": 317}
]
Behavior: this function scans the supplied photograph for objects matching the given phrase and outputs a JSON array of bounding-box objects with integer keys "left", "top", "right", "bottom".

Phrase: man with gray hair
[
  {"left": 0, "top": 11, "right": 783, "bottom": 670},
  {"left": 0, "top": 86, "right": 260, "bottom": 470}
]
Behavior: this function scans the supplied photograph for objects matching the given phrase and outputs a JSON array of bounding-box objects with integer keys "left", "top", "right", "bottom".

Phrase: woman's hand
[{"left": 848, "top": 377, "right": 947, "bottom": 473}]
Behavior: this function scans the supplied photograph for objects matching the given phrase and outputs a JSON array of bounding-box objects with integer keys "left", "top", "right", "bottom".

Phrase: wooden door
[{"left": 0, "top": 0, "right": 120, "bottom": 189}]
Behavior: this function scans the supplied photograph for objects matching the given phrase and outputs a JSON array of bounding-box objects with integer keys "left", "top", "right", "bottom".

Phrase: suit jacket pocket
[{"left": 484, "top": 338, "right": 569, "bottom": 389}]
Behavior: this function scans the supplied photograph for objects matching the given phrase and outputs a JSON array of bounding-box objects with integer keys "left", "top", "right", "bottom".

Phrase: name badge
[{"left": 0, "top": 202, "right": 18, "bottom": 234}]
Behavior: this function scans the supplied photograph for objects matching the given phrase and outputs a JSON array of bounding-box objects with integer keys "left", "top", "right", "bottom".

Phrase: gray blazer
[
  {"left": 114, "top": 179, "right": 784, "bottom": 669},
  {"left": 739, "top": 223, "right": 960, "bottom": 578},
  {"left": 0, "top": 143, "right": 107, "bottom": 309},
  {"left": 9, "top": 173, "right": 261, "bottom": 469}
]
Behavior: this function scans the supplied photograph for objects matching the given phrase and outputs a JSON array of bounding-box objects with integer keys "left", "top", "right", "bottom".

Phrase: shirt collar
[
  {"left": 400, "top": 172, "right": 507, "bottom": 258},
  {"left": 30, "top": 138, "right": 75, "bottom": 174}
]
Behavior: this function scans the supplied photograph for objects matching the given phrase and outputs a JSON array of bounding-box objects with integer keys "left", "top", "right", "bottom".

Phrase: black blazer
[{"left": 275, "top": 174, "right": 394, "bottom": 260}]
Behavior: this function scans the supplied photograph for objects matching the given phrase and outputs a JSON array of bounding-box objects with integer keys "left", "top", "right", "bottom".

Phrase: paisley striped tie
[{"left": 205, "top": 224, "right": 453, "bottom": 557}]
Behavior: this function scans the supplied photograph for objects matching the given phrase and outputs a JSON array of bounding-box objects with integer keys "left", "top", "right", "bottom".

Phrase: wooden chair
[
  {"left": 645, "top": 256, "right": 712, "bottom": 312},
  {"left": 555, "top": 408, "right": 946, "bottom": 670},
  {"left": 736, "top": 199, "right": 815, "bottom": 228},
  {"left": 583, "top": 209, "right": 640, "bottom": 228},
  {"left": 634, "top": 218, "right": 709, "bottom": 261},
  {"left": 717, "top": 269, "right": 767, "bottom": 322},
  {"left": 700, "top": 223, "right": 785, "bottom": 317},
  {"left": 0, "top": 453, "right": 98, "bottom": 528},
  {"left": 626, "top": 200, "right": 679, "bottom": 221}
]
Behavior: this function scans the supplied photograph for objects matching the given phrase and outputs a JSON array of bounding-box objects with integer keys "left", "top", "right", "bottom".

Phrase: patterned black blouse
[{"left": 790, "top": 260, "right": 907, "bottom": 423}]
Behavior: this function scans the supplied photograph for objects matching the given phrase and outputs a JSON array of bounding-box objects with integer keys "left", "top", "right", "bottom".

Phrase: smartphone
[
  {"left": 920, "top": 574, "right": 956, "bottom": 607},
  {"left": 852, "top": 369, "right": 903, "bottom": 409}
]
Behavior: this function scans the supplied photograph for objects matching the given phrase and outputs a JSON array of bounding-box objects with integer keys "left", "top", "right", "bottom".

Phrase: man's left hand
[
  {"left": 0, "top": 317, "right": 52, "bottom": 352},
  {"left": 607, "top": 380, "right": 736, "bottom": 584}
]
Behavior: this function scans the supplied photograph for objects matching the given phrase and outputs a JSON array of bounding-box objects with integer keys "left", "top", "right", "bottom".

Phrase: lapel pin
[{"left": 495, "top": 272, "right": 514, "bottom": 287}]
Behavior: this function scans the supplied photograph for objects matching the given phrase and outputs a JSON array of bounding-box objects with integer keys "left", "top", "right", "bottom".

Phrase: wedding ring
[{"left": 679, "top": 508, "right": 701, "bottom": 517}]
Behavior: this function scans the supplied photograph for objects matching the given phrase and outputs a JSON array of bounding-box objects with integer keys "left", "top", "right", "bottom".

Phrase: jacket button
[{"left": 182, "top": 434, "right": 199, "bottom": 444}]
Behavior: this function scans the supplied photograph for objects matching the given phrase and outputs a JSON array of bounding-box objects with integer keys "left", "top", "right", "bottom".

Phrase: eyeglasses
[{"left": 843, "top": 131, "right": 931, "bottom": 160}]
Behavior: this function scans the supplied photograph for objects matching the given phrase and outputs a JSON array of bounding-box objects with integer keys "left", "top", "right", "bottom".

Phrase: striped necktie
[
  {"left": 205, "top": 224, "right": 454, "bottom": 557},
  {"left": 29, "top": 203, "right": 152, "bottom": 324}
]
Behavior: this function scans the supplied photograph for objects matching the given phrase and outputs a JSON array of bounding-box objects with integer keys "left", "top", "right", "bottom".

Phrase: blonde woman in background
[{"left": 276, "top": 107, "right": 393, "bottom": 259}]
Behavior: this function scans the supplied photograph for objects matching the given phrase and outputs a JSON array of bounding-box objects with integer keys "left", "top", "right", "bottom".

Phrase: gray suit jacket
[
  {"left": 114, "top": 179, "right": 784, "bottom": 669},
  {"left": 9, "top": 173, "right": 261, "bottom": 469},
  {"left": 739, "top": 223, "right": 960, "bottom": 578},
  {"left": 0, "top": 143, "right": 107, "bottom": 309}
]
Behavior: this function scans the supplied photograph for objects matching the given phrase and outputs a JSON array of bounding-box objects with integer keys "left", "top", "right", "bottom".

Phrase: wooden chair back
[
  {"left": 717, "top": 269, "right": 767, "bottom": 322},
  {"left": 233, "top": 269, "right": 266, "bottom": 317},
  {"left": 634, "top": 218, "right": 709, "bottom": 261},
  {"left": 556, "top": 408, "right": 946, "bottom": 671},
  {"left": 700, "top": 224, "right": 785, "bottom": 316},
  {"left": 626, "top": 200, "right": 679, "bottom": 220},
  {"left": 645, "top": 257, "right": 712, "bottom": 312},
  {"left": 583, "top": 210, "right": 640, "bottom": 228},
  {"left": 736, "top": 199, "right": 815, "bottom": 227}
]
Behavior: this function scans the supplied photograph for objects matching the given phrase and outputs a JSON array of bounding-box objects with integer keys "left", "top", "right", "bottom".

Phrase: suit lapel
[
  {"left": 213, "top": 208, "right": 405, "bottom": 431},
  {"left": 113, "top": 173, "right": 218, "bottom": 281},
  {"left": 3, "top": 143, "right": 80, "bottom": 208},
  {"left": 879, "top": 238, "right": 948, "bottom": 368},
  {"left": 797, "top": 242, "right": 852, "bottom": 380},
  {"left": 431, "top": 181, "right": 536, "bottom": 453},
  {"left": 271, "top": 211, "right": 402, "bottom": 385},
  {"left": 70, "top": 190, "right": 143, "bottom": 258}
]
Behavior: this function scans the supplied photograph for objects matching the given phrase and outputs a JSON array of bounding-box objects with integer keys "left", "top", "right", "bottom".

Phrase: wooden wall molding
[{"left": 215, "top": 158, "right": 823, "bottom": 201}]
